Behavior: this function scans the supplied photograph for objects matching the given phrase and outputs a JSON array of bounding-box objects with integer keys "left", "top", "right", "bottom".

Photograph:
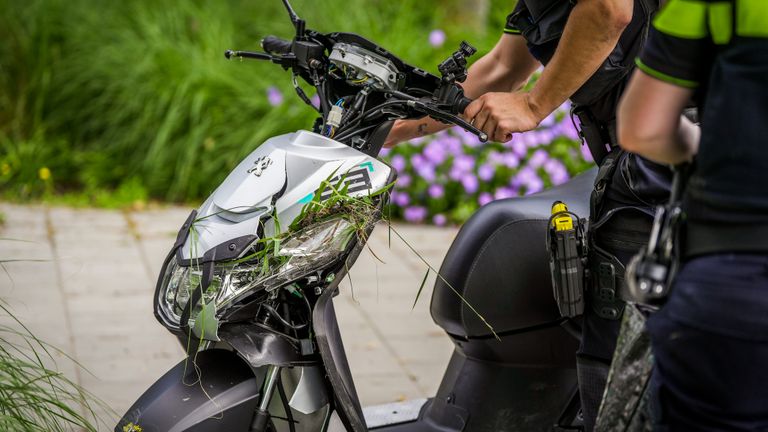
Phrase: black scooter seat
[{"left": 431, "top": 167, "right": 596, "bottom": 338}]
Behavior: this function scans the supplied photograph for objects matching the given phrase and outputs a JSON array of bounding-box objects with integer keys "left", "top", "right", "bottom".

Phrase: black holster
[{"left": 573, "top": 106, "right": 617, "bottom": 166}]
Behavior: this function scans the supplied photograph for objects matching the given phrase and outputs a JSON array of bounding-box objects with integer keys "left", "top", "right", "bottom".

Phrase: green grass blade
[
  {"left": 412, "top": 268, "right": 430, "bottom": 310},
  {"left": 388, "top": 226, "right": 498, "bottom": 339}
]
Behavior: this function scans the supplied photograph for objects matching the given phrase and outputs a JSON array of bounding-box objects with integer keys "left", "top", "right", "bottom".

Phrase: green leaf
[
  {"left": 412, "top": 269, "right": 430, "bottom": 310},
  {"left": 192, "top": 301, "right": 220, "bottom": 342},
  {"left": 389, "top": 225, "right": 498, "bottom": 339},
  {"left": 368, "top": 181, "right": 395, "bottom": 198}
]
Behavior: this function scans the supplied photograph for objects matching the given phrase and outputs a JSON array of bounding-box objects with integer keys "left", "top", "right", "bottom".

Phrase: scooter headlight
[{"left": 157, "top": 217, "right": 355, "bottom": 327}]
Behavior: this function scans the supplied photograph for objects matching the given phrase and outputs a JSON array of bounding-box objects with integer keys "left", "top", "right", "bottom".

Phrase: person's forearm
[
  {"left": 618, "top": 70, "right": 698, "bottom": 164},
  {"left": 385, "top": 35, "right": 538, "bottom": 146},
  {"left": 626, "top": 116, "right": 699, "bottom": 164},
  {"left": 461, "top": 37, "right": 539, "bottom": 97},
  {"left": 528, "top": 0, "right": 633, "bottom": 118}
]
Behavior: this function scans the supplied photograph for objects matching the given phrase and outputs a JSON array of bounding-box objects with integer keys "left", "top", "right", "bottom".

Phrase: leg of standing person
[{"left": 647, "top": 254, "right": 768, "bottom": 431}]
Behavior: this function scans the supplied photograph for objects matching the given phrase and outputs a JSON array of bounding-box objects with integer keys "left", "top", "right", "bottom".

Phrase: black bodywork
[
  {"left": 410, "top": 167, "right": 596, "bottom": 432},
  {"left": 116, "top": 349, "right": 264, "bottom": 432}
]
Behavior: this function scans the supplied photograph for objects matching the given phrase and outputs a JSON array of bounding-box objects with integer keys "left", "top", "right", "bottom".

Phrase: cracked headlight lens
[{"left": 157, "top": 217, "right": 355, "bottom": 326}]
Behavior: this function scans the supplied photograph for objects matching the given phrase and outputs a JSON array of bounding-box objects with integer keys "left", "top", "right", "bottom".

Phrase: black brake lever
[
  {"left": 225, "top": 50, "right": 297, "bottom": 72},
  {"left": 410, "top": 100, "right": 488, "bottom": 142},
  {"left": 225, "top": 50, "right": 274, "bottom": 61}
]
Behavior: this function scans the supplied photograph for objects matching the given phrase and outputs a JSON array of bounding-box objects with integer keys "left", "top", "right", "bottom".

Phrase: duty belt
[{"left": 685, "top": 222, "right": 768, "bottom": 258}]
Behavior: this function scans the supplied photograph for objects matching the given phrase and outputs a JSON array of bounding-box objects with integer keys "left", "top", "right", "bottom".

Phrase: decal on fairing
[
  {"left": 297, "top": 166, "right": 373, "bottom": 204},
  {"left": 298, "top": 192, "right": 315, "bottom": 204},
  {"left": 319, "top": 167, "right": 372, "bottom": 200},
  {"left": 247, "top": 156, "right": 273, "bottom": 177},
  {"left": 359, "top": 161, "right": 374, "bottom": 173}
]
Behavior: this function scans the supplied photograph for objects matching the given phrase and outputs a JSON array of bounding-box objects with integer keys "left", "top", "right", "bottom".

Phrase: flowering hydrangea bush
[{"left": 380, "top": 102, "right": 594, "bottom": 225}]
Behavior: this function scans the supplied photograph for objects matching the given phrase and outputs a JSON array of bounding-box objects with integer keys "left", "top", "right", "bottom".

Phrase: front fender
[{"left": 116, "top": 349, "right": 262, "bottom": 432}]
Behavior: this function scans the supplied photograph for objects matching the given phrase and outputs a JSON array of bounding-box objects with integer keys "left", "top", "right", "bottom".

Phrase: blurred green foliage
[{"left": 0, "top": 0, "right": 514, "bottom": 205}]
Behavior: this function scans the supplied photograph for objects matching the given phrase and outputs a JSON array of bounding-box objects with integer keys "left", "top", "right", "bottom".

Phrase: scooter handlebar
[
  {"left": 455, "top": 96, "right": 472, "bottom": 115},
  {"left": 261, "top": 35, "right": 293, "bottom": 55}
]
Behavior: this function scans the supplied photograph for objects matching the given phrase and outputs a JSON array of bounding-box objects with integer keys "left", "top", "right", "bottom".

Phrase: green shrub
[
  {"left": 0, "top": 298, "right": 110, "bottom": 431},
  {"left": 1, "top": 0, "right": 549, "bottom": 213}
]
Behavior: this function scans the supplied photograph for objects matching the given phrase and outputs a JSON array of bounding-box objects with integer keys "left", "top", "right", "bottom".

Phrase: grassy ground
[{"left": 0, "top": 0, "right": 514, "bottom": 207}]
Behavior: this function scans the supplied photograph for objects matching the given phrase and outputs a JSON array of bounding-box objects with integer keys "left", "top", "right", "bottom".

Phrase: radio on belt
[{"left": 547, "top": 201, "right": 587, "bottom": 318}]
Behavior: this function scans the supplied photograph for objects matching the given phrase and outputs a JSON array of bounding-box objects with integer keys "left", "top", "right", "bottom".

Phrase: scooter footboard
[{"left": 116, "top": 349, "right": 262, "bottom": 432}]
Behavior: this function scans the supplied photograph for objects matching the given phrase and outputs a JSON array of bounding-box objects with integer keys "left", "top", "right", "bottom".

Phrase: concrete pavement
[{"left": 0, "top": 202, "right": 459, "bottom": 429}]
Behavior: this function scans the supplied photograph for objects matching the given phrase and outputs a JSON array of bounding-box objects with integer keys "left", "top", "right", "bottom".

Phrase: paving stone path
[{"left": 0, "top": 202, "right": 458, "bottom": 428}]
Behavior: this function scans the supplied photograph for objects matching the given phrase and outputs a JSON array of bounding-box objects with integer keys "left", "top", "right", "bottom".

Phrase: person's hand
[{"left": 463, "top": 92, "right": 546, "bottom": 142}]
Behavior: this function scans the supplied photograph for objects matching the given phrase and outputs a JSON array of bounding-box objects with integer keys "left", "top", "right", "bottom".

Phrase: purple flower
[
  {"left": 503, "top": 153, "right": 520, "bottom": 168},
  {"left": 447, "top": 138, "right": 464, "bottom": 155},
  {"left": 397, "top": 174, "right": 412, "bottom": 188},
  {"left": 449, "top": 167, "right": 464, "bottom": 181},
  {"left": 453, "top": 127, "right": 482, "bottom": 147},
  {"left": 514, "top": 166, "right": 545, "bottom": 195},
  {"left": 267, "top": 86, "right": 283, "bottom": 106},
  {"left": 512, "top": 140, "right": 528, "bottom": 158},
  {"left": 478, "top": 163, "right": 495, "bottom": 181},
  {"left": 550, "top": 169, "right": 570, "bottom": 185},
  {"left": 581, "top": 144, "right": 594, "bottom": 163},
  {"left": 528, "top": 149, "right": 550, "bottom": 168},
  {"left": 461, "top": 174, "right": 479, "bottom": 194},
  {"left": 429, "top": 29, "right": 446, "bottom": 47},
  {"left": 433, "top": 214, "right": 447, "bottom": 226},
  {"left": 428, "top": 183, "right": 445, "bottom": 199},
  {"left": 524, "top": 177, "right": 544, "bottom": 195},
  {"left": 311, "top": 93, "right": 321, "bottom": 109},
  {"left": 513, "top": 166, "right": 538, "bottom": 187},
  {"left": 494, "top": 187, "right": 517, "bottom": 200},
  {"left": 544, "top": 159, "right": 570, "bottom": 185},
  {"left": 526, "top": 131, "right": 547, "bottom": 148},
  {"left": 424, "top": 141, "right": 448, "bottom": 164},
  {"left": 394, "top": 191, "right": 411, "bottom": 207},
  {"left": 408, "top": 136, "right": 426, "bottom": 145},
  {"left": 391, "top": 154, "right": 406, "bottom": 172},
  {"left": 478, "top": 192, "right": 494, "bottom": 206},
  {"left": 453, "top": 155, "right": 475, "bottom": 173},
  {"left": 434, "top": 134, "right": 463, "bottom": 155},
  {"left": 416, "top": 164, "right": 437, "bottom": 182},
  {"left": 544, "top": 158, "right": 563, "bottom": 173},
  {"left": 540, "top": 112, "right": 557, "bottom": 127},
  {"left": 379, "top": 147, "right": 391, "bottom": 157},
  {"left": 488, "top": 151, "right": 505, "bottom": 165},
  {"left": 562, "top": 118, "right": 581, "bottom": 141},
  {"left": 411, "top": 154, "right": 427, "bottom": 170},
  {"left": 540, "top": 130, "right": 556, "bottom": 146},
  {"left": 404, "top": 206, "right": 428, "bottom": 223}
]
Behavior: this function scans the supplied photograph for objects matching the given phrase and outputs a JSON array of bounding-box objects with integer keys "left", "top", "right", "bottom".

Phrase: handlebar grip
[
  {"left": 455, "top": 96, "right": 472, "bottom": 115},
  {"left": 261, "top": 36, "right": 293, "bottom": 55}
]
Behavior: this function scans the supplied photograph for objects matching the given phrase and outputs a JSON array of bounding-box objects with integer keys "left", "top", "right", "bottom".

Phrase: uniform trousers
[{"left": 647, "top": 254, "right": 768, "bottom": 431}]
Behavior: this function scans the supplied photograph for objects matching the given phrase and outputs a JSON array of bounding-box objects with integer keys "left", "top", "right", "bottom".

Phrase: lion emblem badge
[{"left": 247, "top": 156, "right": 273, "bottom": 177}]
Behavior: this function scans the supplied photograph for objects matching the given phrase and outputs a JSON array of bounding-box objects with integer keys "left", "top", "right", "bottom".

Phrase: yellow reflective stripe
[
  {"left": 654, "top": 0, "right": 709, "bottom": 39},
  {"left": 635, "top": 58, "right": 700, "bottom": 88},
  {"left": 736, "top": 0, "right": 768, "bottom": 37},
  {"left": 709, "top": 2, "right": 733, "bottom": 44},
  {"left": 503, "top": 27, "right": 521, "bottom": 35}
]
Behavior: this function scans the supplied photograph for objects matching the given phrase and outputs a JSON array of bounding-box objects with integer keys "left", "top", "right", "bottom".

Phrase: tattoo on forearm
[{"left": 417, "top": 123, "right": 429, "bottom": 136}]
